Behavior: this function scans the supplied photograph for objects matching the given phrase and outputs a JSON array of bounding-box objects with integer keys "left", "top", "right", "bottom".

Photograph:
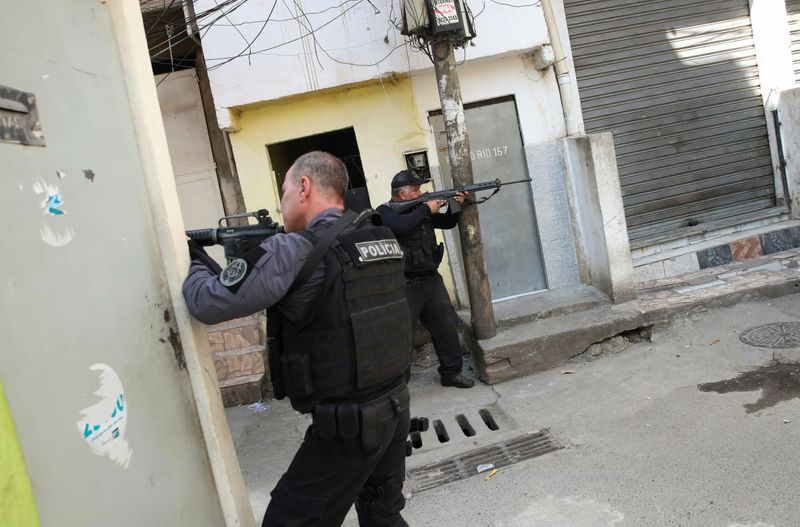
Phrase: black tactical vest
[
  {"left": 268, "top": 214, "right": 412, "bottom": 414},
  {"left": 396, "top": 216, "right": 441, "bottom": 276}
]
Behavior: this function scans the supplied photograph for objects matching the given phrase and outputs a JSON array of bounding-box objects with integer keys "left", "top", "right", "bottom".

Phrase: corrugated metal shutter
[
  {"left": 564, "top": 0, "right": 775, "bottom": 241},
  {"left": 789, "top": 0, "right": 800, "bottom": 84}
]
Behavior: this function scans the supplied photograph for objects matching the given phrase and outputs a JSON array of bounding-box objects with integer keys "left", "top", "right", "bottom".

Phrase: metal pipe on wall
[{"left": 540, "top": 0, "right": 583, "bottom": 136}]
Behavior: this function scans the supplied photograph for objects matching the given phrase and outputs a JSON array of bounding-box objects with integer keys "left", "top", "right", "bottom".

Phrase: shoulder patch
[
  {"left": 219, "top": 258, "right": 249, "bottom": 287},
  {"left": 354, "top": 239, "right": 403, "bottom": 263}
]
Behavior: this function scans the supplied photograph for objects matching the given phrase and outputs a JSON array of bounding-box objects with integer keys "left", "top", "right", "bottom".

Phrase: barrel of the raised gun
[{"left": 185, "top": 227, "right": 218, "bottom": 246}]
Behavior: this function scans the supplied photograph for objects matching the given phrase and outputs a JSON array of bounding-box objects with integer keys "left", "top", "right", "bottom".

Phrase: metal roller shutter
[
  {"left": 789, "top": 0, "right": 800, "bottom": 84},
  {"left": 564, "top": 0, "right": 776, "bottom": 242}
]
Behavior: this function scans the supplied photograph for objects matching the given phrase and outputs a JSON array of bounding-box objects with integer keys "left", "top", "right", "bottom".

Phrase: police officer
[
  {"left": 376, "top": 169, "right": 475, "bottom": 389},
  {"left": 183, "top": 152, "right": 413, "bottom": 526}
]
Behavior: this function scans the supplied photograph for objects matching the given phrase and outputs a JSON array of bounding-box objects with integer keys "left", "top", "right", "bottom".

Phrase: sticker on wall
[
  {"left": 76, "top": 363, "right": 132, "bottom": 468},
  {"left": 32, "top": 177, "right": 75, "bottom": 246}
]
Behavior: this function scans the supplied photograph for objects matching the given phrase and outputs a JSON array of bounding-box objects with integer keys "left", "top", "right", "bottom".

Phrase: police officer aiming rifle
[
  {"left": 183, "top": 151, "right": 413, "bottom": 526},
  {"left": 377, "top": 169, "right": 477, "bottom": 389}
]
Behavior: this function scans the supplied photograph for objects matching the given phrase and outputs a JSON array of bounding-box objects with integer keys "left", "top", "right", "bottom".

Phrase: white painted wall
[
  {"left": 156, "top": 68, "right": 226, "bottom": 264},
  {"left": 195, "top": 0, "right": 550, "bottom": 127},
  {"left": 750, "top": 0, "right": 796, "bottom": 208},
  {"left": 778, "top": 87, "right": 800, "bottom": 215},
  {"left": 410, "top": 53, "right": 565, "bottom": 151}
]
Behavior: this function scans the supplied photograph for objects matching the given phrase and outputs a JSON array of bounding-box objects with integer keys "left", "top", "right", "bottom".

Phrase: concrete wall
[
  {"left": 562, "top": 134, "right": 635, "bottom": 302},
  {"left": 778, "top": 87, "right": 800, "bottom": 215},
  {"left": 195, "top": 0, "right": 550, "bottom": 128},
  {"left": 156, "top": 68, "right": 226, "bottom": 264},
  {"left": 0, "top": 1, "right": 252, "bottom": 525},
  {"left": 750, "top": 0, "right": 796, "bottom": 207}
]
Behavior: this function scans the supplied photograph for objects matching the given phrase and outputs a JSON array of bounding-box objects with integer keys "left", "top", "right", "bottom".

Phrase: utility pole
[
  {"left": 431, "top": 39, "right": 496, "bottom": 339},
  {"left": 402, "top": 0, "right": 496, "bottom": 339}
]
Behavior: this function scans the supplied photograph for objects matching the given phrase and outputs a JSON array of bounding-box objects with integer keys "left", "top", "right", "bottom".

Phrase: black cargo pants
[
  {"left": 263, "top": 386, "right": 411, "bottom": 526},
  {"left": 405, "top": 272, "right": 463, "bottom": 379}
]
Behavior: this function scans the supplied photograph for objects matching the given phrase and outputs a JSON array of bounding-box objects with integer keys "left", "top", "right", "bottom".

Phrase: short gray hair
[{"left": 289, "top": 151, "right": 349, "bottom": 198}]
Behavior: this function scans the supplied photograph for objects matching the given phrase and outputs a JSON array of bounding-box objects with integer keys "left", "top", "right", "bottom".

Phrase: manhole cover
[
  {"left": 407, "top": 429, "right": 562, "bottom": 492},
  {"left": 739, "top": 322, "right": 800, "bottom": 349}
]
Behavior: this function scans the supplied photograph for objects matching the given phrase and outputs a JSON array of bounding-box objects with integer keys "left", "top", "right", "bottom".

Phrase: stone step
[
  {"left": 213, "top": 345, "right": 265, "bottom": 383},
  {"left": 218, "top": 373, "right": 264, "bottom": 408},
  {"left": 477, "top": 303, "right": 645, "bottom": 384},
  {"left": 476, "top": 265, "right": 800, "bottom": 384},
  {"left": 456, "top": 285, "right": 610, "bottom": 334}
]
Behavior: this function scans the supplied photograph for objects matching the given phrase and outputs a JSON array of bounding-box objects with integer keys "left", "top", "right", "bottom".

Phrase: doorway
[
  {"left": 267, "top": 127, "right": 371, "bottom": 211},
  {"left": 429, "top": 96, "right": 547, "bottom": 301}
]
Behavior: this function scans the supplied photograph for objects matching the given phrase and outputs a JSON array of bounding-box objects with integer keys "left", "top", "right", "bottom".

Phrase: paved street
[{"left": 226, "top": 294, "right": 800, "bottom": 526}]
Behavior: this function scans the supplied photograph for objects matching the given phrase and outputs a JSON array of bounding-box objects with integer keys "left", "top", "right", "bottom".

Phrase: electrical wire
[
  {"left": 489, "top": 0, "right": 540, "bottom": 7},
  {"left": 145, "top": 0, "right": 434, "bottom": 75},
  {"left": 202, "top": 0, "right": 367, "bottom": 69}
]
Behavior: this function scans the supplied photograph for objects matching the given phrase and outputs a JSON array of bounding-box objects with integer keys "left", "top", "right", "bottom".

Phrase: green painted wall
[{"left": 0, "top": 382, "right": 40, "bottom": 527}]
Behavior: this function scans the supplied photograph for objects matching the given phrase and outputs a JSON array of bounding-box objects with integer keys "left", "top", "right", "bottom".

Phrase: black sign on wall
[{"left": 0, "top": 85, "right": 45, "bottom": 146}]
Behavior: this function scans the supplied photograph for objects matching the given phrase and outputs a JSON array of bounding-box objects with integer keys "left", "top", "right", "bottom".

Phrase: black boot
[{"left": 441, "top": 373, "right": 475, "bottom": 388}]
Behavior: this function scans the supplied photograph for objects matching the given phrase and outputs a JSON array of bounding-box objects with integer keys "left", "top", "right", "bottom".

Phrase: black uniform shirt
[
  {"left": 376, "top": 201, "right": 459, "bottom": 236},
  {"left": 182, "top": 208, "right": 343, "bottom": 325}
]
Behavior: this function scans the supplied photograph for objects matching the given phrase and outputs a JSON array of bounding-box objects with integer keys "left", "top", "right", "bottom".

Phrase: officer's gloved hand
[{"left": 187, "top": 239, "right": 223, "bottom": 275}]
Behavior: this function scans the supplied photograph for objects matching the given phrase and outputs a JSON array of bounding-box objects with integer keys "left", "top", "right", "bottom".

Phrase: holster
[
  {"left": 434, "top": 242, "right": 444, "bottom": 265},
  {"left": 309, "top": 382, "right": 409, "bottom": 453},
  {"left": 359, "top": 383, "right": 410, "bottom": 453}
]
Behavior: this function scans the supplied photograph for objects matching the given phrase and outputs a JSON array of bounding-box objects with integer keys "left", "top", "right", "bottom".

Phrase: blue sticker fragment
[{"left": 46, "top": 193, "right": 65, "bottom": 215}]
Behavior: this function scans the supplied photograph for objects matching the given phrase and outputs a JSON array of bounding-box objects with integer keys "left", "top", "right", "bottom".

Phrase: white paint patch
[
  {"left": 19, "top": 184, "right": 24, "bottom": 191},
  {"left": 42, "top": 74, "right": 49, "bottom": 79},
  {"left": 40, "top": 224, "right": 75, "bottom": 247},
  {"left": 32, "top": 178, "right": 67, "bottom": 215},
  {"left": 32, "top": 177, "right": 74, "bottom": 246},
  {"left": 495, "top": 496, "right": 624, "bottom": 527},
  {"left": 77, "top": 364, "right": 132, "bottom": 468}
]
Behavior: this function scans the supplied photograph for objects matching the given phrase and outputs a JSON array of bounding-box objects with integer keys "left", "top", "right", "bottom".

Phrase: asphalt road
[{"left": 227, "top": 294, "right": 800, "bottom": 526}]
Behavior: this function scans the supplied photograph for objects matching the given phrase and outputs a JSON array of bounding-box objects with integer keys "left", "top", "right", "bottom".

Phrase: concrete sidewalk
[
  {"left": 225, "top": 256, "right": 800, "bottom": 526},
  {"left": 476, "top": 248, "right": 800, "bottom": 383}
]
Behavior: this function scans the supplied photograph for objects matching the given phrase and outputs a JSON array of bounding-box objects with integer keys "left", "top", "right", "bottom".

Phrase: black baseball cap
[{"left": 391, "top": 169, "right": 425, "bottom": 189}]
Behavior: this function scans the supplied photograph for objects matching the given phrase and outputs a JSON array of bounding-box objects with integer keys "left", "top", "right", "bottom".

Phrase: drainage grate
[
  {"left": 407, "top": 429, "right": 563, "bottom": 492},
  {"left": 740, "top": 322, "right": 800, "bottom": 349}
]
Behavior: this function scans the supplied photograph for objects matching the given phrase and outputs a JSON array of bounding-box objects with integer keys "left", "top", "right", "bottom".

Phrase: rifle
[
  {"left": 386, "top": 178, "right": 532, "bottom": 214},
  {"left": 185, "top": 209, "right": 282, "bottom": 262}
]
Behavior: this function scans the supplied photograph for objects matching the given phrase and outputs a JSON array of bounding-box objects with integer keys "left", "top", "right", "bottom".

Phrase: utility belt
[{"left": 311, "top": 380, "right": 409, "bottom": 453}]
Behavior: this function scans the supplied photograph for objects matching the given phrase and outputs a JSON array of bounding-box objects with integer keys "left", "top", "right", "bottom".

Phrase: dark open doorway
[{"left": 267, "top": 128, "right": 371, "bottom": 211}]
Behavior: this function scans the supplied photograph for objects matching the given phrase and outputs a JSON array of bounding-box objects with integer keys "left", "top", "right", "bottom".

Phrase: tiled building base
[
  {"left": 219, "top": 374, "right": 264, "bottom": 408},
  {"left": 205, "top": 315, "right": 267, "bottom": 407},
  {"left": 635, "top": 226, "right": 800, "bottom": 284}
]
